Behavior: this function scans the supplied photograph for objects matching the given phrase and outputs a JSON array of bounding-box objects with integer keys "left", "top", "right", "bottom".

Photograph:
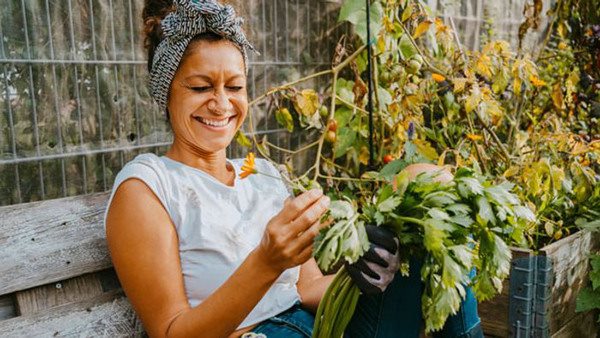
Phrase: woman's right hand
[{"left": 254, "top": 189, "right": 330, "bottom": 274}]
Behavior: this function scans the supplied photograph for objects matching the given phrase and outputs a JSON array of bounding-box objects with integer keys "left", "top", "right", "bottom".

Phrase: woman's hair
[{"left": 142, "top": 0, "right": 224, "bottom": 72}]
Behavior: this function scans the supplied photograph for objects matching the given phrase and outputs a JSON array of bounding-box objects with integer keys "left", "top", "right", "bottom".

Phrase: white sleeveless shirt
[{"left": 104, "top": 153, "right": 300, "bottom": 329}]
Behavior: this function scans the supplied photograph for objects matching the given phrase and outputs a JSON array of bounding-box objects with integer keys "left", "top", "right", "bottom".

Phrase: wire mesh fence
[
  {"left": 0, "top": 0, "right": 347, "bottom": 205},
  {"left": 0, "top": 0, "right": 551, "bottom": 206}
]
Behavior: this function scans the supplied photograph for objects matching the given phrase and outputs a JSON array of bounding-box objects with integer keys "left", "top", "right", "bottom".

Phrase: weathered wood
[
  {"left": 15, "top": 273, "right": 103, "bottom": 316},
  {"left": 0, "top": 290, "right": 145, "bottom": 337},
  {"left": 541, "top": 230, "right": 600, "bottom": 335},
  {"left": 550, "top": 309, "right": 598, "bottom": 338},
  {"left": 0, "top": 296, "right": 15, "bottom": 321},
  {"left": 0, "top": 192, "right": 112, "bottom": 297},
  {"left": 479, "top": 248, "right": 533, "bottom": 337}
]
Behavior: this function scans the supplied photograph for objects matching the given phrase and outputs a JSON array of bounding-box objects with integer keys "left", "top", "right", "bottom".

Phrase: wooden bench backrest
[{"left": 0, "top": 192, "right": 145, "bottom": 337}]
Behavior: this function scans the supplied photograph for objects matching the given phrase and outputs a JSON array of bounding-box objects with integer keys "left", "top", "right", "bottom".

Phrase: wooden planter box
[{"left": 479, "top": 230, "right": 600, "bottom": 337}]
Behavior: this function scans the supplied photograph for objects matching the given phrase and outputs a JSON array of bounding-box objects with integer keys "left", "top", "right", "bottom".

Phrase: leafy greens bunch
[{"left": 313, "top": 166, "right": 534, "bottom": 335}]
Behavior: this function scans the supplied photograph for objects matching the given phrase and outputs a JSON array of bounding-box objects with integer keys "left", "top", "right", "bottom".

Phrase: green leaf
[
  {"left": 338, "top": 0, "right": 383, "bottom": 44},
  {"left": 399, "top": 33, "right": 417, "bottom": 59},
  {"left": 428, "top": 208, "right": 451, "bottom": 221},
  {"left": 576, "top": 287, "right": 600, "bottom": 312},
  {"left": 378, "top": 196, "right": 402, "bottom": 213},
  {"left": 235, "top": 131, "right": 252, "bottom": 147},
  {"left": 590, "top": 254, "right": 600, "bottom": 290},
  {"left": 380, "top": 159, "right": 408, "bottom": 178},
  {"left": 456, "top": 177, "right": 484, "bottom": 198},
  {"left": 334, "top": 128, "right": 357, "bottom": 159},
  {"left": 476, "top": 196, "right": 496, "bottom": 225},
  {"left": 329, "top": 200, "right": 355, "bottom": 219},
  {"left": 275, "top": 108, "right": 294, "bottom": 132}
]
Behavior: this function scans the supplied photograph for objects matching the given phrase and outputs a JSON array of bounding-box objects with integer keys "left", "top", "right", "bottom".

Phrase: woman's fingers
[
  {"left": 287, "top": 195, "right": 330, "bottom": 235},
  {"left": 278, "top": 189, "right": 324, "bottom": 224}
]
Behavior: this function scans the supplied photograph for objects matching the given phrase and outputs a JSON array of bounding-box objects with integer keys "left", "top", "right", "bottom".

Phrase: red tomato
[{"left": 383, "top": 154, "right": 394, "bottom": 164}]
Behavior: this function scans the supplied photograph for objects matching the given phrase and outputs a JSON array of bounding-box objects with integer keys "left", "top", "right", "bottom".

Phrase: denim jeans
[{"left": 249, "top": 264, "right": 483, "bottom": 338}]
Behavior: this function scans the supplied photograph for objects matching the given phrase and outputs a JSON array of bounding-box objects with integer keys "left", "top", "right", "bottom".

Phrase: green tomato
[{"left": 319, "top": 105, "right": 329, "bottom": 118}]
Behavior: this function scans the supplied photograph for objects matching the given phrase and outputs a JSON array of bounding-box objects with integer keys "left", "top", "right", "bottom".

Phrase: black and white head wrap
[{"left": 149, "top": 0, "right": 257, "bottom": 113}]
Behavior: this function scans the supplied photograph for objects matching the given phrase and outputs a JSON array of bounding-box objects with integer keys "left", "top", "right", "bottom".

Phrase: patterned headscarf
[{"left": 149, "top": 0, "right": 257, "bottom": 113}]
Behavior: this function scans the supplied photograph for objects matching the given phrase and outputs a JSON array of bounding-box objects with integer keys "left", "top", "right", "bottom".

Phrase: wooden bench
[{"left": 0, "top": 193, "right": 145, "bottom": 337}]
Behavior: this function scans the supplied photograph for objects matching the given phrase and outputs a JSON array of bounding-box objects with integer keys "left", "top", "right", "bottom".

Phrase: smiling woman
[
  {"left": 104, "top": 1, "right": 333, "bottom": 337},
  {"left": 103, "top": 1, "right": 480, "bottom": 338}
]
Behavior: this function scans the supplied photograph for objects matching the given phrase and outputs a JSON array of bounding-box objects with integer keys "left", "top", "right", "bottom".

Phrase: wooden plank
[
  {"left": 479, "top": 247, "right": 533, "bottom": 337},
  {"left": 551, "top": 309, "right": 598, "bottom": 338},
  {"left": 0, "top": 295, "right": 15, "bottom": 321},
  {"left": 15, "top": 273, "right": 103, "bottom": 315},
  {"left": 541, "top": 230, "right": 599, "bottom": 335},
  {"left": 0, "top": 192, "right": 112, "bottom": 297},
  {"left": 0, "top": 290, "right": 145, "bottom": 337}
]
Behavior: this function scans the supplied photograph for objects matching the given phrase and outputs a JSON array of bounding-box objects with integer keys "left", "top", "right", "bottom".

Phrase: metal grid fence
[
  {"left": 0, "top": 0, "right": 551, "bottom": 206},
  {"left": 0, "top": 0, "right": 344, "bottom": 205}
]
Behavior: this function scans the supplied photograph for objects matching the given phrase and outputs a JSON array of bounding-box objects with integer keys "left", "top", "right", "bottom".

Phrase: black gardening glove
[{"left": 346, "top": 224, "right": 400, "bottom": 295}]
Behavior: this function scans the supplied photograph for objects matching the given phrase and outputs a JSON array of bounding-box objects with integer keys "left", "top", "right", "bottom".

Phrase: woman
[{"left": 105, "top": 1, "right": 482, "bottom": 337}]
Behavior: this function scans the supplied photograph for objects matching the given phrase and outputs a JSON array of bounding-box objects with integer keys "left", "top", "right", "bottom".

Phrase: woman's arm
[
  {"left": 106, "top": 179, "right": 329, "bottom": 338},
  {"left": 296, "top": 258, "right": 335, "bottom": 313}
]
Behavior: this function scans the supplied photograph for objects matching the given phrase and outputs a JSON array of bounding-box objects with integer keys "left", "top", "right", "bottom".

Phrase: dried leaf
[{"left": 413, "top": 20, "right": 432, "bottom": 39}]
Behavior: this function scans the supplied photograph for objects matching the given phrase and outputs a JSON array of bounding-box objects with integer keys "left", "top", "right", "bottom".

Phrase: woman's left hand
[{"left": 346, "top": 224, "right": 400, "bottom": 294}]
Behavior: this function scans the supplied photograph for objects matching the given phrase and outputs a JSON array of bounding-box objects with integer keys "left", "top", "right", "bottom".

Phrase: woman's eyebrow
[{"left": 184, "top": 73, "right": 245, "bottom": 82}]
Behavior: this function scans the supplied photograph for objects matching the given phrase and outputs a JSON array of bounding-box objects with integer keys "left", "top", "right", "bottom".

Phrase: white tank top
[{"left": 104, "top": 153, "right": 300, "bottom": 329}]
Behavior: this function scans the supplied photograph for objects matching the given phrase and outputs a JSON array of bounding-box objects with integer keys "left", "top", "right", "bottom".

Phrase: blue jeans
[{"left": 250, "top": 263, "right": 483, "bottom": 337}]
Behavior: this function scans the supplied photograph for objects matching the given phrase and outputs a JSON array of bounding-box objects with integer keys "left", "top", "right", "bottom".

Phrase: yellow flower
[
  {"left": 240, "top": 152, "right": 257, "bottom": 179},
  {"left": 529, "top": 74, "right": 546, "bottom": 87},
  {"left": 431, "top": 73, "right": 446, "bottom": 83},
  {"left": 466, "top": 133, "right": 483, "bottom": 141}
]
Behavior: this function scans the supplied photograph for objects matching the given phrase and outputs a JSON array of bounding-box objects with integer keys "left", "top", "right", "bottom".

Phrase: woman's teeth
[{"left": 194, "top": 116, "right": 232, "bottom": 127}]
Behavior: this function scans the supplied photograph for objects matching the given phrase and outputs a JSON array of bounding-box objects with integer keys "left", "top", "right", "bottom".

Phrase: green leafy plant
[
  {"left": 312, "top": 167, "right": 532, "bottom": 335},
  {"left": 576, "top": 253, "right": 600, "bottom": 322}
]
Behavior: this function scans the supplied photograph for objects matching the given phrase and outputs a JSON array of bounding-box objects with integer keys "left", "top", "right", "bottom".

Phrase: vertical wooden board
[
  {"left": 479, "top": 277, "right": 510, "bottom": 337},
  {"left": 15, "top": 273, "right": 103, "bottom": 316},
  {"left": 479, "top": 247, "right": 533, "bottom": 337},
  {"left": 541, "top": 231, "right": 599, "bottom": 335},
  {"left": 550, "top": 310, "right": 599, "bottom": 338},
  {"left": 0, "top": 295, "right": 16, "bottom": 320}
]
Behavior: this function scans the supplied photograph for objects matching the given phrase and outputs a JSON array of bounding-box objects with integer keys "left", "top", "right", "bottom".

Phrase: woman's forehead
[{"left": 180, "top": 39, "right": 246, "bottom": 77}]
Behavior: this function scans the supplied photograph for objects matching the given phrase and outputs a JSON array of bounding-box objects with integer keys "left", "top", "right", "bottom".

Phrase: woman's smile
[{"left": 192, "top": 115, "right": 238, "bottom": 130}]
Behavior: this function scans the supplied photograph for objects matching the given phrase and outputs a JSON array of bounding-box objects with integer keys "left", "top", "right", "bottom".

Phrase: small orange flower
[
  {"left": 466, "top": 133, "right": 483, "bottom": 141},
  {"left": 239, "top": 152, "right": 258, "bottom": 179},
  {"left": 431, "top": 73, "right": 446, "bottom": 83}
]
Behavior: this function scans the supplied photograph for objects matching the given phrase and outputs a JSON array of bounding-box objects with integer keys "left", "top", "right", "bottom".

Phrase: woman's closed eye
[
  {"left": 190, "top": 86, "right": 212, "bottom": 92},
  {"left": 227, "top": 86, "right": 244, "bottom": 92}
]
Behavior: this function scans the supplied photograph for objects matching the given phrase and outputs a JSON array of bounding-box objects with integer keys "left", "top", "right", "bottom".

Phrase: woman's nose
[{"left": 209, "top": 89, "right": 233, "bottom": 114}]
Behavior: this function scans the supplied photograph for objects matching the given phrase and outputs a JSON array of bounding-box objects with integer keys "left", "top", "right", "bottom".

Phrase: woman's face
[{"left": 167, "top": 39, "right": 248, "bottom": 154}]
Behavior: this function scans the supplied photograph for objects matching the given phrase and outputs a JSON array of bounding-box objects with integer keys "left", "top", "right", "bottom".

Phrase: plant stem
[{"left": 249, "top": 69, "right": 333, "bottom": 106}]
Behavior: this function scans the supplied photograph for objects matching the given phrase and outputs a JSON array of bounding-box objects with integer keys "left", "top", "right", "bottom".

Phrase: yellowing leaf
[
  {"left": 275, "top": 108, "right": 294, "bottom": 132},
  {"left": 235, "top": 131, "right": 252, "bottom": 148},
  {"left": 413, "top": 139, "right": 439, "bottom": 160},
  {"left": 475, "top": 54, "right": 493, "bottom": 79},
  {"left": 453, "top": 78, "right": 468, "bottom": 93},
  {"left": 293, "top": 89, "right": 319, "bottom": 117},
  {"left": 513, "top": 77, "right": 522, "bottom": 96},
  {"left": 529, "top": 74, "right": 546, "bottom": 87},
  {"left": 464, "top": 86, "right": 482, "bottom": 113},
  {"left": 432, "top": 73, "right": 446, "bottom": 83},
  {"left": 551, "top": 84, "right": 564, "bottom": 110},
  {"left": 413, "top": 20, "right": 432, "bottom": 39},
  {"left": 401, "top": 3, "right": 413, "bottom": 22}
]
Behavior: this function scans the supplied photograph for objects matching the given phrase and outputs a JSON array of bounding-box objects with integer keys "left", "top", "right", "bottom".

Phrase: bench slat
[
  {"left": 0, "top": 290, "right": 144, "bottom": 337},
  {"left": 15, "top": 273, "right": 104, "bottom": 316},
  {"left": 0, "top": 193, "right": 112, "bottom": 296}
]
